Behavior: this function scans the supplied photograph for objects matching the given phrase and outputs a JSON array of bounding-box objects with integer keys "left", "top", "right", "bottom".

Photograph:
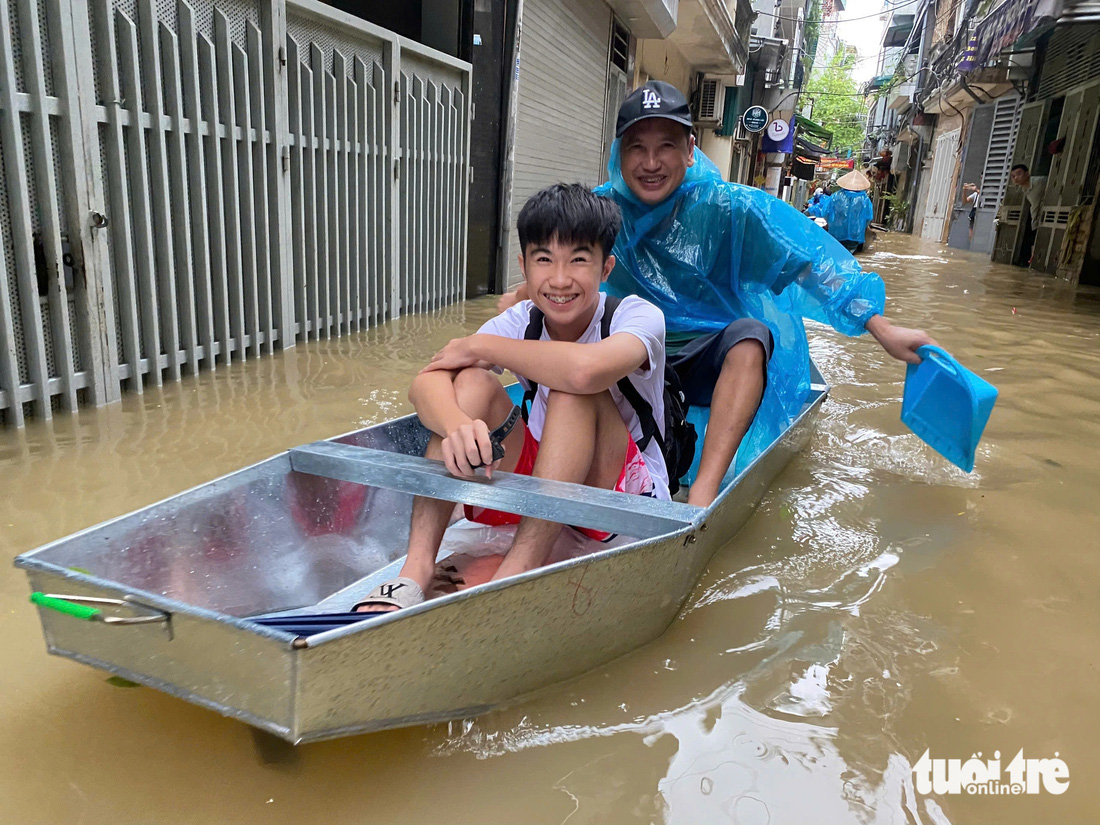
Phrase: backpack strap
[
  {"left": 614, "top": 367, "right": 664, "bottom": 453},
  {"left": 520, "top": 306, "right": 545, "bottom": 423},
  {"left": 600, "top": 296, "right": 665, "bottom": 454},
  {"left": 519, "top": 296, "right": 664, "bottom": 453}
]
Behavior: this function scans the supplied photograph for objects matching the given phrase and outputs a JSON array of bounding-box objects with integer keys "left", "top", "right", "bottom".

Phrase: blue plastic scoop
[{"left": 901, "top": 345, "right": 998, "bottom": 472}]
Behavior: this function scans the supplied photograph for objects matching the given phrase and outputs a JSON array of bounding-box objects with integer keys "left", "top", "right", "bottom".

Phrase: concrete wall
[
  {"left": 635, "top": 38, "right": 693, "bottom": 94},
  {"left": 699, "top": 131, "right": 735, "bottom": 180}
]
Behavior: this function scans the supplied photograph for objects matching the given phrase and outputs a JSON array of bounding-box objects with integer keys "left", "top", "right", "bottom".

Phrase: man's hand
[
  {"left": 865, "top": 315, "right": 937, "bottom": 364},
  {"left": 441, "top": 419, "right": 499, "bottom": 478},
  {"left": 496, "top": 284, "right": 528, "bottom": 313},
  {"left": 420, "top": 335, "right": 492, "bottom": 374}
]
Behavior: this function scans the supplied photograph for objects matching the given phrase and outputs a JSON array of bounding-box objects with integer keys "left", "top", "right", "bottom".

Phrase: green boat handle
[{"left": 30, "top": 592, "right": 170, "bottom": 626}]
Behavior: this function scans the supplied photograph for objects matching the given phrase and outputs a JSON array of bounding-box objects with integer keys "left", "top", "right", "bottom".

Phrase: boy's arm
[
  {"left": 408, "top": 369, "right": 472, "bottom": 437},
  {"left": 423, "top": 333, "right": 649, "bottom": 395},
  {"left": 408, "top": 369, "right": 497, "bottom": 476}
]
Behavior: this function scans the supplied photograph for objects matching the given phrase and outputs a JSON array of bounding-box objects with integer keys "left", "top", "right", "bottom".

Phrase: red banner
[{"left": 818, "top": 158, "right": 856, "bottom": 170}]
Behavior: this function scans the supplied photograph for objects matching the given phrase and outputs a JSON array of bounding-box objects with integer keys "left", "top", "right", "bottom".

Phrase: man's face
[
  {"left": 1010, "top": 168, "right": 1029, "bottom": 187},
  {"left": 519, "top": 237, "right": 614, "bottom": 339},
  {"left": 619, "top": 119, "right": 695, "bottom": 206}
]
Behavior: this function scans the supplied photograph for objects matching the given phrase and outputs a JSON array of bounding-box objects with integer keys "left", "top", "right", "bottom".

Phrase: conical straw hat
[{"left": 837, "top": 170, "right": 872, "bottom": 191}]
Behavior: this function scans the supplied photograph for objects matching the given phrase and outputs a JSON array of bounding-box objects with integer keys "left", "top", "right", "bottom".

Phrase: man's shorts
[
  {"left": 464, "top": 420, "right": 656, "bottom": 542},
  {"left": 668, "top": 319, "right": 774, "bottom": 407}
]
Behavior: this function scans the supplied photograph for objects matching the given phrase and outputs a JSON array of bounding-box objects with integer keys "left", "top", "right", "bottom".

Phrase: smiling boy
[{"left": 353, "top": 184, "right": 669, "bottom": 615}]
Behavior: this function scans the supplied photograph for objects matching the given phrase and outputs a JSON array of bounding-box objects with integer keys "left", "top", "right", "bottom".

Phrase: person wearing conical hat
[{"left": 819, "top": 170, "right": 876, "bottom": 252}]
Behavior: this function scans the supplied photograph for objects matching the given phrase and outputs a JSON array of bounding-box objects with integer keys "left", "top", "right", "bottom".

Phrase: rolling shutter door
[{"left": 506, "top": 0, "right": 613, "bottom": 287}]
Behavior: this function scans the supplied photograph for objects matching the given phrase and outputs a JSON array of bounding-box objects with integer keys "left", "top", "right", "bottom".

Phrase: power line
[
  {"left": 805, "top": 51, "right": 884, "bottom": 72},
  {"left": 803, "top": 63, "right": 924, "bottom": 98},
  {"left": 754, "top": 0, "right": 924, "bottom": 24}
]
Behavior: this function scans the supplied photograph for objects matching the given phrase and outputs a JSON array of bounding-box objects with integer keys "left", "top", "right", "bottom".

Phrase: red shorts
[{"left": 463, "top": 420, "right": 656, "bottom": 542}]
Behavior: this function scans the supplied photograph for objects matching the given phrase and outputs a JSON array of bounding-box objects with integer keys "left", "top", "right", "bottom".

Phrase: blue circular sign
[{"left": 742, "top": 106, "right": 769, "bottom": 133}]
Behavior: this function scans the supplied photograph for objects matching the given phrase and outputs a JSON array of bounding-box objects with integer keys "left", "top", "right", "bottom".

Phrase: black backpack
[{"left": 521, "top": 296, "right": 697, "bottom": 496}]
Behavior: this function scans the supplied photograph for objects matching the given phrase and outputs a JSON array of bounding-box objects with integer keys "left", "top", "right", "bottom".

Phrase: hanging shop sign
[
  {"left": 766, "top": 118, "right": 791, "bottom": 141},
  {"left": 818, "top": 158, "right": 856, "bottom": 170},
  {"left": 742, "top": 106, "right": 769, "bottom": 132}
]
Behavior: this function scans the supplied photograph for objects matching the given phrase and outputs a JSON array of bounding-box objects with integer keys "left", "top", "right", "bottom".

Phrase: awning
[
  {"left": 796, "top": 135, "right": 828, "bottom": 158},
  {"left": 795, "top": 114, "right": 833, "bottom": 143},
  {"left": 963, "top": 0, "right": 1062, "bottom": 70},
  {"left": 883, "top": 14, "right": 915, "bottom": 47},
  {"left": 864, "top": 73, "right": 892, "bottom": 93}
]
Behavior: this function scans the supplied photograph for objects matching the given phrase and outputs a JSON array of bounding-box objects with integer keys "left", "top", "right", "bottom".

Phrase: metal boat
[{"left": 15, "top": 370, "right": 828, "bottom": 744}]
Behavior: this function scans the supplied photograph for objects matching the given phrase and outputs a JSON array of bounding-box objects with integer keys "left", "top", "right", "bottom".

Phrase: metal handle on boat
[{"left": 30, "top": 592, "right": 171, "bottom": 626}]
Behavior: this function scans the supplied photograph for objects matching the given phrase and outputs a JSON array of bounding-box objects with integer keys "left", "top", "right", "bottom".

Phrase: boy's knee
[
  {"left": 544, "top": 388, "right": 592, "bottom": 410},
  {"left": 452, "top": 366, "right": 497, "bottom": 396},
  {"left": 452, "top": 367, "right": 505, "bottom": 414},
  {"left": 545, "top": 389, "right": 615, "bottom": 423}
]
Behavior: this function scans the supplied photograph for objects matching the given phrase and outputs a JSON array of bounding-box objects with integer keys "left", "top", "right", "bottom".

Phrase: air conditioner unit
[{"left": 694, "top": 76, "right": 724, "bottom": 126}]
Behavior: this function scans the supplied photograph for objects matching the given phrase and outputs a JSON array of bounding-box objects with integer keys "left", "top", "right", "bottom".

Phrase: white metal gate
[
  {"left": 0, "top": 0, "right": 471, "bottom": 427},
  {"left": 921, "top": 128, "right": 961, "bottom": 243}
]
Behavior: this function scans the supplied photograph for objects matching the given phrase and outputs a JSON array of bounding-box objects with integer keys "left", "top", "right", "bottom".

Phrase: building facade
[{"left": 864, "top": 0, "right": 1100, "bottom": 285}]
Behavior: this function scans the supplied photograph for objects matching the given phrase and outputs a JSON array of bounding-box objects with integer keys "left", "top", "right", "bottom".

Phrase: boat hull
[{"left": 16, "top": 382, "right": 826, "bottom": 743}]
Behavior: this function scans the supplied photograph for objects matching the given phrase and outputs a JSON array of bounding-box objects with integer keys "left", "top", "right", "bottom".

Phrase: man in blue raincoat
[
  {"left": 808, "top": 170, "right": 876, "bottom": 253},
  {"left": 805, "top": 183, "right": 831, "bottom": 213},
  {"left": 500, "top": 81, "right": 935, "bottom": 505}
]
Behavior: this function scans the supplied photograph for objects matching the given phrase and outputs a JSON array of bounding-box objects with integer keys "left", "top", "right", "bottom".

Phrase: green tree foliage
[
  {"left": 802, "top": 0, "right": 823, "bottom": 74},
  {"left": 804, "top": 45, "right": 867, "bottom": 154}
]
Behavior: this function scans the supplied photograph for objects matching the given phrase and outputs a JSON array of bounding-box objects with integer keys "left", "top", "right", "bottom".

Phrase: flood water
[{"left": 2, "top": 233, "right": 1098, "bottom": 824}]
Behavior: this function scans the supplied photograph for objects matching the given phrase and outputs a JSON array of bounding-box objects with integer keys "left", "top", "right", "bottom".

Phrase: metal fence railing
[{"left": 0, "top": 0, "right": 470, "bottom": 427}]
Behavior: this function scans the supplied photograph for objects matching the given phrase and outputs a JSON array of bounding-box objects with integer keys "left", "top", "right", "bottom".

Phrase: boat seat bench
[{"left": 289, "top": 441, "right": 703, "bottom": 540}]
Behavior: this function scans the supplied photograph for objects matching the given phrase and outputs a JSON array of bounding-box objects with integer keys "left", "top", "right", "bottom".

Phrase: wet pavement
[{"left": 2, "top": 233, "right": 1098, "bottom": 823}]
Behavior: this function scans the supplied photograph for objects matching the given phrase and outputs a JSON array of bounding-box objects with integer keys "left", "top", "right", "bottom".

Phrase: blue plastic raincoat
[
  {"left": 594, "top": 143, "right": 886, "bottom": 474},
  {"left": 817, "top": 189, "right": 875, "bottom": 244},
  {"left": 806, "top": 191, "right": 831, "bottom": 213}
]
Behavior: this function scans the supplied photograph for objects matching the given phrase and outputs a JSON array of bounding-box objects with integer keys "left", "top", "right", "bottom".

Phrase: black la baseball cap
[{"left": 615, "top": 80, "right": 693, "bottom": 138}]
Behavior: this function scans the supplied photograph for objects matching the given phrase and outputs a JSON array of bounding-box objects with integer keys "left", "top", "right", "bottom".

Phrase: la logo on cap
[{"left": 642, "top": 89, "right": 661, "bottom": 109}]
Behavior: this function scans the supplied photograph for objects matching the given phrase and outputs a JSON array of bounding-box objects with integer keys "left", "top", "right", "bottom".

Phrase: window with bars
[{"left": 610, "top": 19, "right": 629, "bottom": 73}]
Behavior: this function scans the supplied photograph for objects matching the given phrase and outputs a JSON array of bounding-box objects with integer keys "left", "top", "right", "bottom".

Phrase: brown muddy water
[{"left": 2, "top": 234, "right": 1099, "bottom": 824}]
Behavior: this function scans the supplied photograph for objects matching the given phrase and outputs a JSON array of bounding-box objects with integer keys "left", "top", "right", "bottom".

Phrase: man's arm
[
  {"left": 737, "top": 188, "right": 935, "bottom": 361},
  {"left": 864, "top": 315, "right": 936, "bottom": 364},
  {"left": 496, "top": 283, "right": 529, "bottom": 313},
  {"left": 423, "top": 332, "right": 650, "bottom": 395}
]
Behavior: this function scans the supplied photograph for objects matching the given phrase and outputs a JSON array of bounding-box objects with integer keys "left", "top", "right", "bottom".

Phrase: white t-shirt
[{"left": 477, "top": 293, "right": 670, "bottom": 500}]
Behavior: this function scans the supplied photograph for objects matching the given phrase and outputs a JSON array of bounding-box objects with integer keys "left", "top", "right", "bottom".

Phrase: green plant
[{"left": 881, "top": 191, "right": 910, "bottom": 229}]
